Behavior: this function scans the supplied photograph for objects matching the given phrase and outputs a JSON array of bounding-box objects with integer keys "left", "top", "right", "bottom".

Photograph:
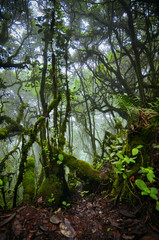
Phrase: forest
[{"left": 0, "top": 0, "right": 159, "bottom": 239}]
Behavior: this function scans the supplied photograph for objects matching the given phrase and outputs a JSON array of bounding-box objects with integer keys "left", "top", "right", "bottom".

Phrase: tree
[{"left": 0, "top": 0, "right": 159, "bottom": 209}]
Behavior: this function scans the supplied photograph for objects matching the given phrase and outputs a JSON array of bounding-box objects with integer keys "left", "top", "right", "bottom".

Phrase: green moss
[
  {"left": 37, "top": 116, "right": 45, "bottom": 122},
  {"left": 47, "top": 94, "right": 61, "bottom": 113},
  {"left": 111, "top": 124, "right": 158, "bottom": 204},
  {"left": 23, "top": 157, "right": 36, "bottom": 203},
  {"left": 0, "top": 128, "right": 7, "bottom": 139},
  {"left": 62, "top": 152, "right": 108, "bottom": 184},
  {"left": 25, "top": 156, "right": 35, "bottom": 169},
  {"left": 37, "top": 174, "right": 63, "bottom": 207},
  {"left": 17, "top": 104, "right": 29, "bottom": 122}
]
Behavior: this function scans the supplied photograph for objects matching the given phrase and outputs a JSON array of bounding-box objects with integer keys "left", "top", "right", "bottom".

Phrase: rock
[{"left": 50, "top": 215, "right": 61, "bottom": 225}]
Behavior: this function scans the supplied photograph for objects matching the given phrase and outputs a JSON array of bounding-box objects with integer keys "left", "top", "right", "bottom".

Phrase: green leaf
[
  {"left": 141, "top": 191, "right": 149, "bottom": 196},
  {"left": 0, "top": 179, "right": 3, "bottom": 186},
  {"left": 147, "top": 173, "right": 156, "bottom": 183},
  {"left": 150, "top": 194, "right": 158, "bottom": 201},
  {"left": 58, "top": 154, "right": 64, "bottom": 161},
  {"left": 150, "top": 187, "right": 158, "bottom": 200},
  {"left": 123, "top": 173, "right": 127, "bottom": 179},
  {"left": 153, "top": 145, "right": 159, "bottom": 148},
  {"left": 57, "top": 160, "right": 63, "bottom": 165},
  {"left": 116, "top": 153, "right": 124, "bottom": 159},
  {"left": 137, "top": 145, "right": 143, "bottom": 149},
  {"left": 156, "top": 201, "right": 159, "bottom": 211},
  {"left": 0, "top": 179, "right": 3, "bottom": 188},
  {"left": 132, "top": 148, "right": 138, "bottom": 156},
  {"left": 135, "top": 179, "right": 150, "bottom": 193},
  {"left": 140, "top": 167, "right": 148, "bottom": 173},
  {"left": 150, "top": 187, "right": 158, "bottom": 194}
]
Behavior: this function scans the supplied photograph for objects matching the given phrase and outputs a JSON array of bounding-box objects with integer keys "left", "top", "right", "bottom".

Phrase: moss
[
  {"left": 37, "top": 174, "right": 63, "bottom": 207},
  {"left": 23, "top": 157, "right": 36, "bottom": 204},
  {"left": 62, "top": 152, "right": 108, "bottom": 184},
  {"left": 47, "top": 94, "right": 61, "bottom": 113},
  {"left": 0, "top": 123, "right": 24, "bottom": 140},
  {"left": 25, "top": 156, "right": 35, "bottom": 169},
  {"left": 17, "top": 104, "right": 29, "bottom": 122},
  {"left": 0, "top": 128, "right": 7, "bottom": 139},
  {"left": 111, "top": 124, "right": 158, "bottom": 204}
]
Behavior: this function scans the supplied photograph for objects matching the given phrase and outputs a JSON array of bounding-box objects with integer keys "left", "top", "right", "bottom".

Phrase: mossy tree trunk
[{"left": 111, "top": 120, "right": 159, "bottom": 204}]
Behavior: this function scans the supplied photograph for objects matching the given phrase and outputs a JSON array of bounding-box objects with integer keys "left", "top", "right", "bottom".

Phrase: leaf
[
  {"left": 123, "top": 173, "right": 127, "bottom": 179},
  {"left": 150, "top": 187, "right": 158, "bottom": 195},
  {"left": 0, "top": 179, "right": 3, "bottom": 186},
  {"left": 135, "top": 179, "right": 150, "bottom": 193},
  {"left": 58, "top": 154, "right": 64, "bottom": 161},
  {"left": 60, "top": 218, "right": 76, "bottom": 238},
  {"left": 132, "top": 148, "right": 138, "bottom": 156},
  {"left": 137, "top": 145, "right": 143, "bottom": 149},
  {"left": 57, "top": 161, "right": 62, "bottom": 165},
  {"left": 156, "top": 201, "right": 159, "bottom": 211},
  {"left": 140, "top": 167, "right": 148, "bottom": 173},
  {"left": 150, "top": 187, "right": 158, "bottom": 200},
  {"left": 150, "top": 194, "right": 158, "bottom": 201},
  {"left": 141, "top": 191, "right": 149, "bottom": 196},
  {"left": 153, "top": 145, "right": 159, "bottom": 148},
  {"left": 147, "top": 173, "right": 156, "bottom": 183},
  {"left": 116, "top": 153, "right": 124, "bottom": 159}
]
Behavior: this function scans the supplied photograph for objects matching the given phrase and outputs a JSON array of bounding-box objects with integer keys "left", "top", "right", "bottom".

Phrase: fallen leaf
[
  {"left": 37, "top": 197, "right": 42, "bottom": 203},
  {"left": 60, "top": 218, "right": 76, "bottom": 238}
]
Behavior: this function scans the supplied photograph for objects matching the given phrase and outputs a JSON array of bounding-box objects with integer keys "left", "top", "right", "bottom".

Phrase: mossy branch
[
  {"left": 62, "top": 152, "right": 108, "bottom": 184},
  {"left": 13, "top": 116, "right": 45, "bottom": 207},
  {"left": 47, "top": 93, "right": 62, "bottom": 113}
]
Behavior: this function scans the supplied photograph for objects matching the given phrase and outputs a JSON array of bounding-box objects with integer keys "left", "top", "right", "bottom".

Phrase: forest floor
[{"left": 0, "top": 189, "right": 159, "bottom": 240}]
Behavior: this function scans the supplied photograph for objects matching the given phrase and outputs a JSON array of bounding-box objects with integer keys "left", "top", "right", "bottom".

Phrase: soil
[{"left": 0, "top": 189, "right": 159, "bottom": 240}]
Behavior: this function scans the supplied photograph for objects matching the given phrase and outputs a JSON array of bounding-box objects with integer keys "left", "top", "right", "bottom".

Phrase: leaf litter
[{"left": 0, "top": 190, "right": 159, "bottom": 239}]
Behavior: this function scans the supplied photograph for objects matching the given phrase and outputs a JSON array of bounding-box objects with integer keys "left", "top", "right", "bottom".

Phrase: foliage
[
  {"left": 62, "top": 201, "right": 70, "bottom": 207},
  {"left": 112, "top": 145, "right": 143, "bottom": 179},
  {"left": 48, "top": 193, "right": 55, "bottom": 203},
  {"left": 57, "top": 154, "right": 64, "bottom": 165},
  {"left": 135, "top": 170, "right": 159, "bottom": 211},
  {"left": 0, "top": 0, "right": 159, "bottom": 210}
]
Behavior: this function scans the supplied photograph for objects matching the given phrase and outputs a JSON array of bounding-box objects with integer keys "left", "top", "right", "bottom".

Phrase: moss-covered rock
[
  {"left": 23, "top": 157, "right": 36, "bottom": 204},
  {"left": 37, "top": 174, "right": 64, "bottom": 207}
]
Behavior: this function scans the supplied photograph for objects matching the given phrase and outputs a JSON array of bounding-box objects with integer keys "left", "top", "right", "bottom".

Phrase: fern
[
  {"left": 114, "top": 94, "right": 141, "bottom": 115},
  {"left": 149, "top": 97, "right": 159, "bottom": 113}
]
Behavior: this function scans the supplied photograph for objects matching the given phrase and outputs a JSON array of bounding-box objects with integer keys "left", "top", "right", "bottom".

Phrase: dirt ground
[{"left": 0, "top": 189, "right": 159, "bottom": 240}]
